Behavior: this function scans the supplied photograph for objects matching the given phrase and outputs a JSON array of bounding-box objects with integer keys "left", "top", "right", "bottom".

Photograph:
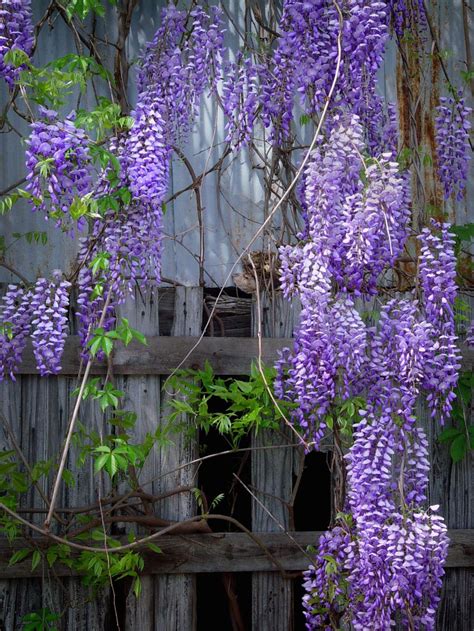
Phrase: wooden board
[
  {"left": 0, "top": 530, "right": 471, "bottom": 578},
  {"left": 251, "top": 293, "right": 300, "bottom": 631},
  {"left": 16, "top": 337, "right": 474, "bottom": 376}
]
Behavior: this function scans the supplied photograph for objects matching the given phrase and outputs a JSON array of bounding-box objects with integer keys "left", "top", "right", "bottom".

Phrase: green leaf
[
  {"left": 147, "top": 543, "right": 162, "bottom": 554},
  {"left": 94, "top": 453, "right": 110, "bottom": 474},
  {"left": 31, "top": 549, "right": 41, "bottom": 571},
  {"left": 438, "top": 427, "right": 462, "bottom": 443},
  {"left": 450, "top": 434, "right": 467, "bottom": 462},
  {"left": 62, "top": 468, "right": 76, "bottom": 488},
  {"left": 133, "top": 576, "right": 142, "bottom": 598},
  {"left": 9, "top": 548, "right": 30, "bottom": 566}
]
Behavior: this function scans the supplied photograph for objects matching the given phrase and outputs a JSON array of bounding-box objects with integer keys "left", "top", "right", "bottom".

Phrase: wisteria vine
[{"left": 0, "top": 1, "right": 472, "bottom": 628}]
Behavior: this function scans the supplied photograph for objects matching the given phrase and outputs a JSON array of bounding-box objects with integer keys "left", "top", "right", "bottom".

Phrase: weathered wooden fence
[{"left": 0, "top": 287, "right": 473, "bottom": 630}]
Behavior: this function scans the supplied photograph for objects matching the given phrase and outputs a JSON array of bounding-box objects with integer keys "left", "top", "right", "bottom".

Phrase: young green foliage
[{"left": 167, "top": 361, "right": 295, "bottom": 446}]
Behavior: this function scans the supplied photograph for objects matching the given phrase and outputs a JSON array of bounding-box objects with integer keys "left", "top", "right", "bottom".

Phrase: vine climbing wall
[{"left": 0, "top": 1, "right": 472, "bottom": 630}]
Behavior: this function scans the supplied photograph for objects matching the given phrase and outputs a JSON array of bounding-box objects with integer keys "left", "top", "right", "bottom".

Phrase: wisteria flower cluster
[
  {"left": 418, "top": 223, "right": 461, "bottom": 421},
  {"left": 274, "top": 99, "right": 455, "bottom": 631},
  {"left": 25, "top": 107, "right": 93, "bottom": 231},
  {"left": 30, "top": 271, "right": 71, "bottom": 376},
  {"left": 222, "top": 54, "right": 261, "bottom": 151},
  {"left": 276, "top": 116, "right": 410, "bottom": 449},
  {"left": 76, "top": 132, "right": 164, "bottom": 354},
  {"left": 435, "top": 95, "right": 472, "bottom": 200},
  {"left": 0, "top": 284, "right": 33, "bottom": 381},
  {"left": 303, "top": 412, "right": 449, "bottom": 629},
  {"left": 0, "top": 273, "right": 70, "bottom": 379},
  {"left": 261, "top": 0, "right": 389, "bottom": 143},
  {"left": 135, "top": 4, "right": 224, "bottom": 142},
  {"left": 76, "top": 5, "right": 225, "bottom": 352},
  {"left": 0, "top": 0, "right": 33, "bottom": 87}
]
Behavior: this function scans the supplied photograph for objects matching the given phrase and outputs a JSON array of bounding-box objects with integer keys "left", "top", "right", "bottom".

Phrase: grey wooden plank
[
  {"left": 0, "top": 529, "right": 471, "bottom": 578},
  {"left": 16, "top": 336, "right": 474, "bottom": 376},
  {"left": 0, "top": 380, "right": 39, "bottom": 631},
  {"left": 153, "top": 287, "right": 202, "bottom": 631},
  {"left": 117, "top": 286, "right": 164, "bottom": 631},
  {"left": 436, "top": 568, "right": 474, "bottom": 631},
  {"left": 251, "top": 293, "right": 298, "bottom": 631}
]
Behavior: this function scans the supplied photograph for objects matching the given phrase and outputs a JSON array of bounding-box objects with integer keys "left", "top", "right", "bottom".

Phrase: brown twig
[{"left": 67, "top": 514, "right": 212, "bottom": 539}]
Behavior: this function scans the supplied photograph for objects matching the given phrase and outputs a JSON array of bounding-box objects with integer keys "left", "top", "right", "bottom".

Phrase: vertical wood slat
[
  {"left": 120, "top": 286, "right": 201, "bottom": 631},
  {"left": 251, "top": 292, "right": 298, "bottom": 631},
  {"left": 423, "top": 398, "right": 474, "bottom": 631},
  {"left": 119, "top": 286, "right": 162, "bottom": 631},
  {"left": 154, "top": 286, "right": 201, "bottom": 631}
]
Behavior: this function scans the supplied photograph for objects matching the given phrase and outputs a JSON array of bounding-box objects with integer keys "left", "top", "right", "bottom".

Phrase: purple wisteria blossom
[
  {"left": 294, "top": 116, "right": 409, "bottom": 295},
  {"left": 136, "top": 4, "right": 224, "bottom": 142},
  {"left": 77, "top": 6, "right": 225, "bottom": 353},
  {"left": 76, "top": 134, "right": 163, "bottom": 355},
  {"left": 302, "top": 525, "right": 352, "bottom": 628},
  {"left": 304, "top": 410, "right": 448, "bottom": 629},
  {"left": 222, "top": 54, "right": 260, "bottom": 151},
  {"left": 435, "top": 95, "right": 472, "bottom": 200},
  {"left": 0, "top": 0, "right": 33, "bottom": 87},
  {"left": 25, "top": 107, "right": 93, "bottom": 231},
  {"left": 277, "top": 117, "right": 409, "bottom": 446},
  {"left": 126, "top": 95, "right": 171, "bottom": 204},
  {"left": 418, "top": 223, "right": 461, "bottom": 421},
  {"left": 387, "top": 0, "right": 426, "bottom": 37},
  {"left": 261, "top": 0, "right": 390, "bottom": 142},
  {"left": 30, "top": 272, "right": 70, "bottom": 376},
  {"left": 368, "top": 299, "right": 436, "bottom": 419},
  {"left": 0, "top": 285, "right": 33, "bottom": 381}
]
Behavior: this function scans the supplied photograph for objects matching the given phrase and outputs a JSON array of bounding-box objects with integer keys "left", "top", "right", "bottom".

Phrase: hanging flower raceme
[
  {"left": 126, "top": 95, "right": 171, "bottom": 204},
  {"left": 298, "top": 116, "right": 409, "bottom": 295},
  {"left": 0, "top": 272, "right": 71, "bottom": 379},
  {"left": 368, "top": 298, "right": 436, "bottom": 418},
  {"left": 435, "top": 95, "right": 472, "bottom": 200},
  {"left": 418, "top": 223, "right": 461, "bottom": 421},
  {"left": 276, "top": 116, "right": 409, "bottom": 445},
  {"left": 136, "top": 4, "right": 224, "bottom": 142},
  {"left": 0, "top": 285, "right": 33, "bottom": 381},
  {"left": 304, "top": 409, "right": 448, "bottom": 630},
  {"left": 25, "top": 107, "right": 93, "bottom": 232},
  {"left": 76, "top": 133, "right": 164, "bottom": 356},
  {"left": 75, "top": 5, "right": 225, "bottom": 355},
  {"left": 30, "top": 272, "right": 70, "bottom": 376},
  {"left": 261, "top": 0, "right": 390, "bottom": 142},
  {"left": 222, "top": 54, "right": 261, "bottom": 151},
  {"left": 302, "top": 524, "right": 353, "bottom": 629},
  {"left": 344, "top": 413, "right": 448, "bottom": 630},
  {"left": 0, "top": 0, "right": 34, "bottom": 87},
  {"left": 387, "top": 0, "right": 426, "bottom": 37}
]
